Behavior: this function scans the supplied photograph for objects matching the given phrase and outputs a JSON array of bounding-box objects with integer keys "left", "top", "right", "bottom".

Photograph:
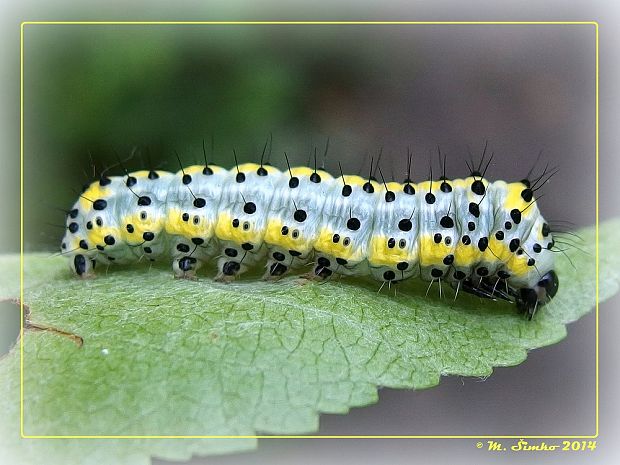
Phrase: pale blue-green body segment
[
  {"left": 366, "top": 180, "right": 420, "bottom": 283},
  {"left": 263, "top": 167, "right": 334, "bottom": 276}
]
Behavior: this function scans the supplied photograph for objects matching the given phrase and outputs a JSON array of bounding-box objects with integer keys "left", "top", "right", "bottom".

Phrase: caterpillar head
[
  {"left": 515, "top": 270, "right": 559, "bottom": 319},
  {"left": 512, "top": 217, "right": 558, "bottom": 319}
]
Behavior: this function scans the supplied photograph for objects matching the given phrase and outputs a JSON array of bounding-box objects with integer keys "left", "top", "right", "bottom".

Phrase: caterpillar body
[{"left": 61, "top": 157, "right": 559, "bottom": 319}]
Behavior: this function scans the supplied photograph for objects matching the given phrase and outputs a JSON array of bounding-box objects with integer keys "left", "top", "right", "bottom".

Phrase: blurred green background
[{"left": 22, "top": 24, "right": 595, "bottom": 253}]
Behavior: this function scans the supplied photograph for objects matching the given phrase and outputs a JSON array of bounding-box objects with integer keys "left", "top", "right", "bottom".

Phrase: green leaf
[{"left": 1, "top": 219, "right": 618, "bottom": 464}]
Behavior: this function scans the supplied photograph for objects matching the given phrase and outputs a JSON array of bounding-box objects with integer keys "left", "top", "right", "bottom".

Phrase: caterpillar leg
[
  {"left": 171, "top": 237, "right": 218, "bottom": 279},
  {"left": 214, "top": 258, "right": 247, "bottom": 283},
  {"left": 313, "top": 254, "right": 375, "bottom": 280},
  {"left": 458, "top": 276, "right": 513, "bottom": 303},
  {"left": 303, "top": 254, "right": 373, "bottom": 281},
  {"left": 263, "top": 261, "right": 289, "bottom": 280},
  {"left": 313, "top": 264, "right": 333, "bottom": 279},
  {"left": 69, "top": 254, "right": 96, "bottom": 278},
  {"left": 262, "top": 248, "right": 304, "bottom": 281},
  {"left": 459, "top": 277, "right": 499, "bottom": 300},
  {"left": 214, "top": 244, "right": 267, "bottom": 282},
  {"left": 369, "top": 263, "right": 419, "bottom": 284},
  {"left": 477, "top": 276, "right": 512, "bottom": 302},
  {"left": 299, "top": 262, "right": 332, "bottom": 282},
  {"left": 173, "top": 256, "right": 203, "bottom": 280},
  {"left": 300, "top": 256, "right": 333, "bottom": 280}
]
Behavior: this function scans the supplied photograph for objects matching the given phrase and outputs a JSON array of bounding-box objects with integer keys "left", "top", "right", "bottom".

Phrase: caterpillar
[{"left": 60, "top": 146, "right": 559, "bottom": 319}]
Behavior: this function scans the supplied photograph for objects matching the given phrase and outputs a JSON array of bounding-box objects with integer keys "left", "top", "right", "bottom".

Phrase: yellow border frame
[{"left": 19, "top": 21, "right": 599, "bottom": 440}]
